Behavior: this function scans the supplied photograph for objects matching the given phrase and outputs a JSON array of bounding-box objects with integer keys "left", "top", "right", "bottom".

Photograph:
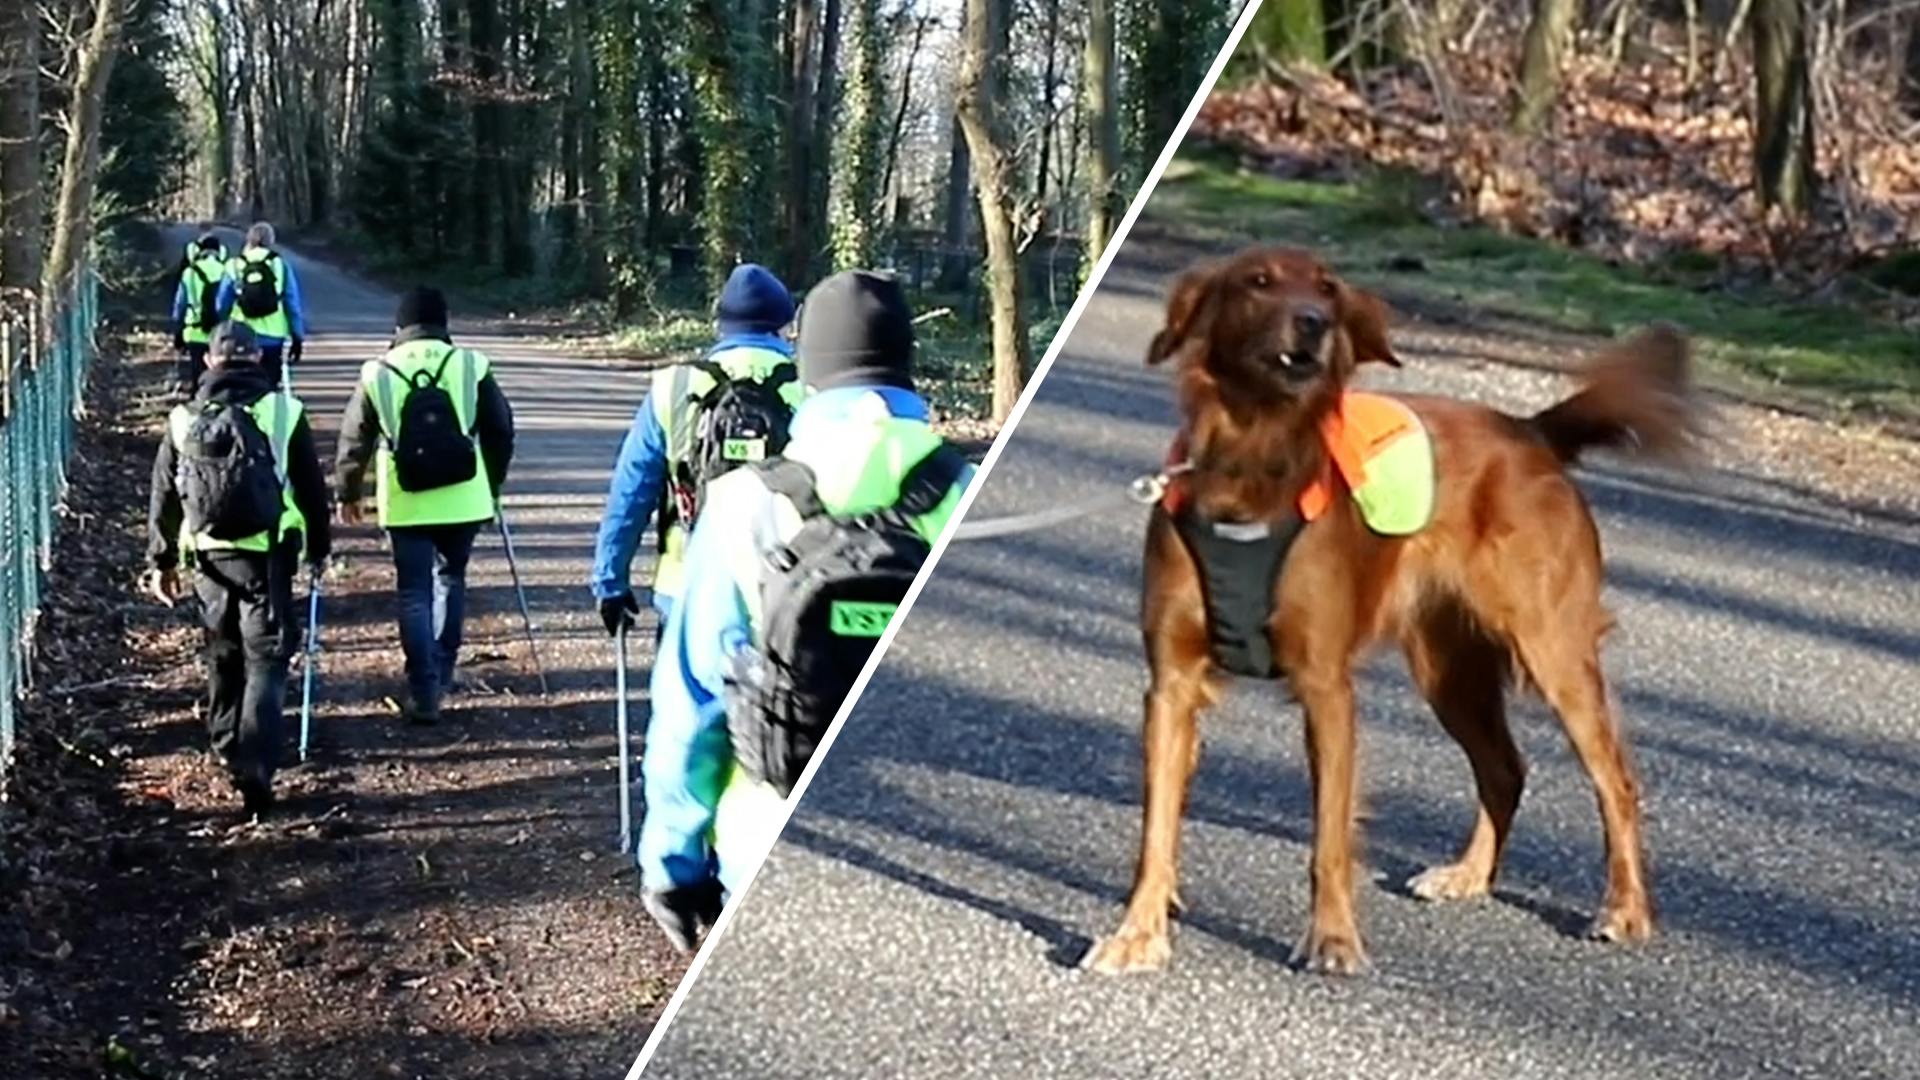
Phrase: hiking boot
[
  {"left": 237, "top": 776, "right": 275, "bottom": 819},
  {"left": 400, "top": 699, "right": 441, "bottom": 726}
]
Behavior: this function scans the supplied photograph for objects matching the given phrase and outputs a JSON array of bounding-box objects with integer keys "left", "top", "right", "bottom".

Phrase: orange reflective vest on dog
[{"left": 1163, "top": 392, "right": 1434, "bottom": 536}]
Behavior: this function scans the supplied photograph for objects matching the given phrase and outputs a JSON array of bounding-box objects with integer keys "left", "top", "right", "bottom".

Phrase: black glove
[
  {"left": 288, "top": 336, "right": 304, "bottom": 364},
  {"left": 600, "top": 590, "right": 640, "bottom": 637},
  {"left": 642, "top": 881, "right": 725, "bottom": 955},
  {"left": 172, "top": 329, "right": 187, "bottom": 352}
]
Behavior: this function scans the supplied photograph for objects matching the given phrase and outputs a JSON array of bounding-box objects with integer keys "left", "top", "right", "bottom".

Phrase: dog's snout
[{"left": 1293, "top": 309, "right": 1330, "bottom": 347}]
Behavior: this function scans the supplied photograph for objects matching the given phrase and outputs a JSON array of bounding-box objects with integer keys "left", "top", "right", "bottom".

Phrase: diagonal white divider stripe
[{"left": 622, "top": 5, "right": 1267, "bottom": 1075}]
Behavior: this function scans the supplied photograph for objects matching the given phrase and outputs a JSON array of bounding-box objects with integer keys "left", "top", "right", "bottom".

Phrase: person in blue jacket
[
  {"left": 636, "top": 270, "right": 974, "bottom": 953},
  {"left": 589, "top": 264, "right": 800, "bottom": 640},
  {"left": 215, "top": 222, "right": 307, "bottom": 389}
]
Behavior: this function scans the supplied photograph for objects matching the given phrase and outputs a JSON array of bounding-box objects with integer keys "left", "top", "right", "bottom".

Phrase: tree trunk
[
  {"left": 1750, "top": 0, "right": 1815, "bottom": 218},
  {"left": 828, "top": 0, "right": 884, "bottom": 269},
  {"left": 0, "top": 0, "right": 42, "bottom": 293},
  {"left": 1034, "top": 0, "right": 1060, "bottom": 216},
  {"left": 1250, "top": 0, "right": 1325, "bottom": 67},
  {"left": 955, "top": 0, "right": 1031, "bottom": 423},
  {"left": 810, "top": 0, "right": 842, "bottom": 276},
  {"left": 938, "top": 0, "right": 974, "bottom": 289},
  {"left": 1512, "top": 0, "right": 1581, "bottom": 134},
  {"left": 1082, "top": 0, "right": 1119, "bottom": 278},
  {"left": 44, "top": 0, "right": 127, "bottom": 326},
  {"left": 880, "top": 13, "right": 931, "bottom": 220},
  {"left": 786, "top": 0, "right": 819, "bottom": 284}
]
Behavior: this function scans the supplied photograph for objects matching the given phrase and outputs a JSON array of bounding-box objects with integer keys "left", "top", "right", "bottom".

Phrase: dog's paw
[
  {"left": 1407, "top": 861, "right": 1492, "bottom": 902},
  {"left": 1080, "top": 924, "right": 1172, "bottom": 975},
  {"left": 1290, "top": 925, "right": 1368, "bottom": 976},
  {"left": 1587, "top": 901, "right": 1654, "bottom": 944}
]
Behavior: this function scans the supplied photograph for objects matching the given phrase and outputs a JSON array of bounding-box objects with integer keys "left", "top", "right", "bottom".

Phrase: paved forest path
[{"left": 69, "top": 229, "right": 671, "bottom": 1080}]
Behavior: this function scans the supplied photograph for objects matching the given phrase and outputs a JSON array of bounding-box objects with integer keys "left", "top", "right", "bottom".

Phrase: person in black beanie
[
  {"left": 632, "top": 268, "right": 975, "bottom": 955},
  {"left": 334, "top": 286, "right": 517, "bottom": 724}
]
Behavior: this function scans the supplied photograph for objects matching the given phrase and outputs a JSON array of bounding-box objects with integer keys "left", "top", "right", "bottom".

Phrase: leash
[{"left": 947, "top": 462, "right": 1192, "bottom": 541}]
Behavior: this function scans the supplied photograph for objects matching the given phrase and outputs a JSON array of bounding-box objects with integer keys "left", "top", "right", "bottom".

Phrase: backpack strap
[
  {"left": 762, "top": 362, "right": 798, "bottom": 394},
  {"left": 754, "top": 458, "right": 825, "bottom": 520},
  {"left": 686, "top": 358, "right": 730, "bottom": 406},
  {"left": 892, "top": 443, "right": 968, "bottom": 519}
]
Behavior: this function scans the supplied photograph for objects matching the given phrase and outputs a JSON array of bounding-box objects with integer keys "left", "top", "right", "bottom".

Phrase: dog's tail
[{"left": 1527, "top": 323, "right": 1700, "bottom": 464}]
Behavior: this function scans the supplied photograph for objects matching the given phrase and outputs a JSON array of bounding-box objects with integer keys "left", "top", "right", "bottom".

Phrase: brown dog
[{"left": 1082, "top": 247, "right": 1697, "bottom": 976}]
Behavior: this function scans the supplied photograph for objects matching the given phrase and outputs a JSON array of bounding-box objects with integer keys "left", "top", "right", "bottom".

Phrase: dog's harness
[{"left": 1163, "top": 393, "right": 1437, "bottom": 678}]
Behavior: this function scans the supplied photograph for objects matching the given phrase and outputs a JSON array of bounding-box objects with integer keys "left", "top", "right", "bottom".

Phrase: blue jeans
[{"left": 389, "top": 522, "right": 482, "bottom": 712}]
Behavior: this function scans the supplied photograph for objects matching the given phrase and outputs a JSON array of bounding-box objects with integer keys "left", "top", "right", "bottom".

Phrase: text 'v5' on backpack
[
  {"left": 379, "top": 346, "right": 478, "bottom": 493},
  {"left": 724, "top": 443, "right": 968, "bottom": 796},
  {"left": 177, "top": 398, "right": 286, "bottom": 541},
  {"left": 666, "top": 358, "right": 798, "bottom": 536},
  {"left": 236, "top": 254, "right": 282, "bottom": 320}
]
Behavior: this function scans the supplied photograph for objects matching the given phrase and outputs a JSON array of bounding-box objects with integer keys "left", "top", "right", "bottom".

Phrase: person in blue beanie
[{"left": 590, "top": 263, "right": 803, "bottom": 642}]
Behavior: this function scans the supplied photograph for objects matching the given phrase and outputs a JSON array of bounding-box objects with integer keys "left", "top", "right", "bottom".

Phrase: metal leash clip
[{"left": 1127, "top": 461, "right": 1194, "bottom": 506}]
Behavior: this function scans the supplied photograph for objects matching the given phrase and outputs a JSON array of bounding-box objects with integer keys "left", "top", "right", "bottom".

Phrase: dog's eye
[
  {"left": 1248, "top": 271, "right": 1271, "bottom": 289},
  {"left": 1317, "top": 278, "right": 1338, "bottom": 297}
]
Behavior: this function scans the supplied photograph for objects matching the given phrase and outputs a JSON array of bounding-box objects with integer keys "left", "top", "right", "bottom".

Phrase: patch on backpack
[{"left": 828, "top": 600, "right": 897, "bottom": 637}]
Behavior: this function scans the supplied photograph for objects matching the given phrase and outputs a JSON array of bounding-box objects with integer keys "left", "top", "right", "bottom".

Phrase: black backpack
[
  {"left": 186, "top": 261, "right": 221, "bottom": 331},
  {"left": 379, "top": 347, "right": 478, "bottom": 493},
  {"left": 236, "top": 255, "right": 281, "bottom": 319},
  {"left": 177, "top": 399, "right": 285, "bottom": 541},
  {"left": 662, "top": 358, "right": 799, "bottom": 545},
  {"left": 724, "top": 444, "right": 968, "bottom": 795}
]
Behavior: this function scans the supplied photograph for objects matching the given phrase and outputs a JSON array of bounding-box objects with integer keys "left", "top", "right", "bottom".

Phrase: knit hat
[
  {"left": 195, "top": 233, "right": 223, "bottom": 253},
  {"left": 715, "top": 264, "right": 795, "bottom": 337},
  {"left": 796, "top": 270, "right": 915, "bottom": 392},
  {"left": 396, "top": 286, "right": 450, "bottom": 331},
  {"left": 209, "top": 322, "right": 260, "bottom": 364}
]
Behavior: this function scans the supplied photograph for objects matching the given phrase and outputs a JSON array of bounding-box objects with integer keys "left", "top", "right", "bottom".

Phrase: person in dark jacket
[
  {"left": 334, "top": 287, "right": 515, "bottom": 724},
  {"left": 144, "top": 323, "right": 332, "bottom": 817}
]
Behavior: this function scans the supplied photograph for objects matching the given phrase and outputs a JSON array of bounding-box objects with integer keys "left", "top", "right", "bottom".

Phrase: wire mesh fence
[{"left": 1, "top": 272, "right": 102, "bottom": 769}]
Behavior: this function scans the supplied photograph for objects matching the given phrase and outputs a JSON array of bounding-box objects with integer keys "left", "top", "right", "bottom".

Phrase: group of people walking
[
  {"left": 149, "top": 227, "right": 972, "bottom": 956},
  {"left": 149, "top": 225, "right": 514, "bottom": 814}
]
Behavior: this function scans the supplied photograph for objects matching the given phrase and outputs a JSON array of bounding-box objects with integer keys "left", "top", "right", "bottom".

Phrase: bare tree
[
  {"left": 0, "top": 0, "right": 42, "bottom": 292},
  {"left": 1082, "top": 0, "right": 1119, "bottom": 274},
  {"left": 1513, "top": 0, "right": 1581, "bottom": 134},
  {"left": 1751, "top": 0, "right": 1816, "bottom": 218},
  {"left": 955, "top": 0, "right": 1030, "bottom": 422},
  {"left": 44, "top": 0, "right": 128, "bottom": 325}
]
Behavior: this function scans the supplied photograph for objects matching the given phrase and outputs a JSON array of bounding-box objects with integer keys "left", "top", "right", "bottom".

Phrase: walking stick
[
  {"left": 494, "top": 506, "right": 551, "bottom": 696},
  {"left": 615, "top": 623, "right": 633, "bottom": 853},
  {"left": 299, "top": 566, "right": 321, "bottom": 762}
]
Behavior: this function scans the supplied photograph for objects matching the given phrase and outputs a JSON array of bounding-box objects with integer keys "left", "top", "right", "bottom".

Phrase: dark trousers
[
  {"left": 195, "top": 543, "right": 297, "bottom": 788},
  {"left": 390, "top": 522, "right": 482, "bottom": 712},
  {"left": 260, "top": 343, "right": 286, "bottom": 389},
  {"left": 176, "top": 343, "right": 209, "bottom": 394}
]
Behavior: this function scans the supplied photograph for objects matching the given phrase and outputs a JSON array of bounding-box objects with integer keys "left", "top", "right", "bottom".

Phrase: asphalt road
[{"left": 642, "top": 229, "right": 1920, "bottom": 1079}]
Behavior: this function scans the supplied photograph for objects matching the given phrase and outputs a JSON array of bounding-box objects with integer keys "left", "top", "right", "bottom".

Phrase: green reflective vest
[
  {"left": 179, "top": 253, "right": 229, "bottom": 345},
  {"left": 227, "top": 247, "right": 290, "bottom": 340},
  {"left": 168, "top": 391, "right": 306, "bottom": 558},
  {"left": 647, "top": 346, "right": 807, "bottom": 600},
  {"left": 702, "top": 404, "right": 968, "bottom": 871},
  {"left": 359, "top": 339, "right": 498, "bottom": 528}
]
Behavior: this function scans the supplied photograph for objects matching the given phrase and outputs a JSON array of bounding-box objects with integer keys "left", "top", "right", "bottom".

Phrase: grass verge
[{"left": 1150, "top": 154, "right": 1920, "bottom": 422}]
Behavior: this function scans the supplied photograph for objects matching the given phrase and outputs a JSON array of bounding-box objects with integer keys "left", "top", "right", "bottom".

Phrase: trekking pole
[
  {"left": 299, "top": 566, "right": 321, "bottom": 762},
  {"left": 494, "top": 505, "right": 551, "bottom": 696},
  {"left": 615, "top": 623, "right": 633, "bottom": 853}
]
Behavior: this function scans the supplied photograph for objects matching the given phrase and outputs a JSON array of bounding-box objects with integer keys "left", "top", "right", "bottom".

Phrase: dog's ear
[
  {"left": 1334, "top": 279, "right": 1400, "bottom": 367},
  {"left": 1147, "top": 265, "right": 1216, "bottom": 366}
]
